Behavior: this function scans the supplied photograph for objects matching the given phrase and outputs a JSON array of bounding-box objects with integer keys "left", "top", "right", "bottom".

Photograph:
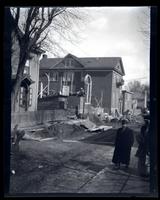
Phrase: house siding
[
  {"left": 111, "top": 71, "right": 122, "bottom": 114},
  {"left": 83, "top": 71, "right": 112, "bottom": 113},
  {"left": 28, "top": 53, "right": 41, "bottom": 111},
  {"left": 73, "top": 71, "right": 84, "bottom": 91},
  {"left": 11, "top": 33, "right": 41, "bottom": 113},
  {"left": 39, "top": 70, "right": 123, "bottom": 114}
]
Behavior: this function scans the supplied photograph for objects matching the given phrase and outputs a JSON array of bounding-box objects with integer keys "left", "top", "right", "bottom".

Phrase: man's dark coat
[{"left": 112, "top": 127, "right": 134, "bottom": 165}]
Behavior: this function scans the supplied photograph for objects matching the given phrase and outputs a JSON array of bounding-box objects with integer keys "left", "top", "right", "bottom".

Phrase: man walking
[{"left": 112, "top": 119, "right": 134, "bottom": 169}]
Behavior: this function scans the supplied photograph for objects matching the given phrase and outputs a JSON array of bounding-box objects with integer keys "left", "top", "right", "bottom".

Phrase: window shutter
[{"left": 29, "top": 88, "right": 32, "bottom": 106}]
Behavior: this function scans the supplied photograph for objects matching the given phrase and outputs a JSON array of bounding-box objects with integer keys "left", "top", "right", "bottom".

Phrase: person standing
[
  {"left": 135, "top": 119, "right": 150, "bottom": 177},
  {"left": 11, "top": 124, "right": 25, "bottom": 152},
  {"left": 112, "top": 119, "right": 134, "bottom": 169},
  {"left": 11, "top": 124, "right": 25, "bottom": 175}
]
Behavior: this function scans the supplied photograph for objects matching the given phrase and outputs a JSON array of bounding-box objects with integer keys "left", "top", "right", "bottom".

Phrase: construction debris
[
  {"left": 87, "top": 125, "right": 112, "bottom": 132},
  {"left": 22, "top": 117, "right": 113, "bottom": 141}
]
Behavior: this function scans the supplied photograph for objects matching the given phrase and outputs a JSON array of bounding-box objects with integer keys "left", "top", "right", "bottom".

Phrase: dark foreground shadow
[{"left": 79, "top": 129, "right": 117, "bottom": 146}]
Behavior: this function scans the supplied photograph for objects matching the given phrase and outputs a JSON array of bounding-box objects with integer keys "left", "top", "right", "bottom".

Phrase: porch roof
[{"left": 12, "top": 74, "right": 35, "bottom": 86}]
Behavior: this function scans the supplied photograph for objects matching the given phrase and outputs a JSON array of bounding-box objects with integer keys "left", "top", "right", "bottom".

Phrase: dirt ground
[{"left": 9, "top": 120, "right": 151, "bottom": 195}]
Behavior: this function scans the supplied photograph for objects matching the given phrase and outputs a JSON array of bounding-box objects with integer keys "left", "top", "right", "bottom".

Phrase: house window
[
  {"left": 19, "top": 86, "right": 32, "bottom": 107},
  {"left": 50, "top": 72, "right": 58, "bottom": 81},
  {"left": 62, "top": 72, "right": 72, "bottom": 82},
  {"left": 29, "top": 88, "right": 33, "bottom": 106},
  {"left": 19, "top": 87, "right": 27, "bottom": 107},
  {"left": 24, "top": 60, "right": 30, "bottom": 75},
  {"left": 61, "top": 72, "right": 74, "bottom": 94}
]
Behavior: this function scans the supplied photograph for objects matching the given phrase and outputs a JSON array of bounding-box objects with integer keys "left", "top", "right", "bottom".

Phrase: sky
[{"left": 46, "top": 7, "right": 150, "bottom": 86}]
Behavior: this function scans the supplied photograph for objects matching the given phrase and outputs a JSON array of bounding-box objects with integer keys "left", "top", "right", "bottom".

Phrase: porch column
[
  {"left": 45, "top": 73, "right": 50, "bottom": 96},
  {"left": 40, "top": 82, "right": 43, "bottom": 98}
]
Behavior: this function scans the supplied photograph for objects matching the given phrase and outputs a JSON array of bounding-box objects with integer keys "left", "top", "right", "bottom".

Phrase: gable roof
[
  {"left": 40, "top": 53, "right": 125, "bottom": 76},
  {"left": 78, "top": 57, "right": 125, "bottom": 75},
  {"left": 40, "top": 57, "right": 62, "bottom": 69}
]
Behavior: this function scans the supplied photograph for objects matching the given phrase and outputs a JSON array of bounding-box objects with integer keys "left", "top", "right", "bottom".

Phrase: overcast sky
[{"left": 47, "top": 7, "right": 150, "bottom": 85}]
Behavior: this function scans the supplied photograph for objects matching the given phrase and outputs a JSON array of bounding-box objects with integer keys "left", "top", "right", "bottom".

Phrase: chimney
[{"left": 43, "top": 54, "right": 47, "bottom": 59}]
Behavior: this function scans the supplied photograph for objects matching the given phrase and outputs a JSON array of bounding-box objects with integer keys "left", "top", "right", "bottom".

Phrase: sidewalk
[{"left": 77, "top": 147, "right": 150, "bottom": 195}]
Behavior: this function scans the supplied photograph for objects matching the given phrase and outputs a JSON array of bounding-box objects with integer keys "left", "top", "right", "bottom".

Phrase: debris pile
[
  {"left": 23, "top": 127, "right": 55, "bottom": 141},
  {"left": 88, "top": 112, "right": 105, "bottom": 126},
  {"left": 22, "top": 118, "right": 113, "bottom": 141}
]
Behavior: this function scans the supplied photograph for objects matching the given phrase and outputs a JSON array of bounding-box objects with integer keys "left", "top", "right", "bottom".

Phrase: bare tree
[
  {"left": 127, "top": 80, "right": 149, "bottom": 95},
  {"left": 10, "top": 7, "right": 86, "bottom": 112}
]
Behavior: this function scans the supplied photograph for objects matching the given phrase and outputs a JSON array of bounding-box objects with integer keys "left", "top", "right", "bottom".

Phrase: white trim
[
  {"left": 38, "top": 85, "right": 48, "bottom": 98},
  {"left": 70, "top": 72, "right": 74, "bottom": 93},
  {"left": 40, "top": 82, "right": 43, "bottom": 98},
  {"left": 84, "top": 74, "right": 92, "bottom": 104},
  {"left": 45, "top": 73, "right": 50, "bottom": 95}
]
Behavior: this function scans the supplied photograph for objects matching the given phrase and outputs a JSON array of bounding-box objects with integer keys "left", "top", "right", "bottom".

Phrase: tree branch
[{"left": 15, "top": 8, "right": 20, "bottom": 27}]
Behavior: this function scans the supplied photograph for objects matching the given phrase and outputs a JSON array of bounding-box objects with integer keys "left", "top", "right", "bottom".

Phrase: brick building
[{"left": 39, "top": 53, "right": 125, "bottom": 114}]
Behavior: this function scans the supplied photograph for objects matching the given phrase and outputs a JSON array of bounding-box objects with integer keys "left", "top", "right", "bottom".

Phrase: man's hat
[
  {"left": 143, "top": 114, "right": 150, "bottom": 120},
  {"left": 121, "top": 119, "right": 128, "bottom": 125}
]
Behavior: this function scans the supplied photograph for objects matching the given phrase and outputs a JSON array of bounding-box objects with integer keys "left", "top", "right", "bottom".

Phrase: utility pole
[{"left": 144, "top": 90, "right": 147, "bottom": 108}]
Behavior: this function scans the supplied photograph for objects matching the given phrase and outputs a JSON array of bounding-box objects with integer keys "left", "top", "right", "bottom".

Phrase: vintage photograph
[{"left": 4, "top": 6, "right": 158, "bottom": 196}]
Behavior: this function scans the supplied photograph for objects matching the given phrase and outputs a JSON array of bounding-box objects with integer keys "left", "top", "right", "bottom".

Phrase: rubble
[
  {"left": 67, "top": 115, "right": 77, "bottom": 120},
  {"left": 23, "top": 133, "right": 42, "bottom": 141},
  {"left": 22, "top": 118, "right": 113, "bottom": 141},
  {"left": 79, "top": 119, "right": 97, "bottom": 130},
  {"left": 87, "top": 125, "right": 112, "bottom": 132}
]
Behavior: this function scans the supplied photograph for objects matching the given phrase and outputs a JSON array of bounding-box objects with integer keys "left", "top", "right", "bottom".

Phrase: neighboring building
[
  {"left": 121, "top": 90, "right": 134, "bottom": 114},
  {"left": 39, "top": 53, "right": 125, "bottom": 114},
  {"left": 133, "top": 91, "right": 149, "bottom": 110},
  {"left": 11, "top": 31, "right": 44, "bottom": 112}
]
